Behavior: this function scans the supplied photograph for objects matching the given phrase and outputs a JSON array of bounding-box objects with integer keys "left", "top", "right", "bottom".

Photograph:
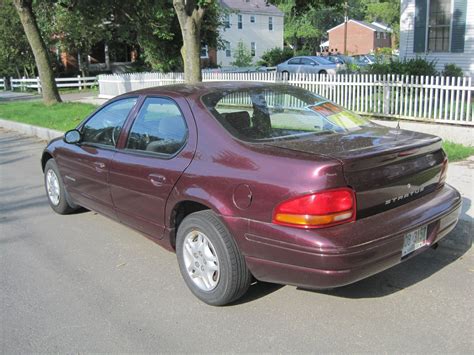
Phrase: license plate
[{"left": 402, "top": 225, "right": 428, "bottom": 257}]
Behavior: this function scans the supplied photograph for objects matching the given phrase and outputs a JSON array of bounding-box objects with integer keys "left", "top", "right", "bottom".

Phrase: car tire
[
  {"left": 44, "top": 159, "right": 79, "bottom": 215},
  {"left": 176, "top": 210, "right": 252, "bottom": 306},
  {"left": 282, "top": 71, "right": 289, "bottom": 80},
  {"left": 319, "top": 70, "right": 327, "bottom": 75}
]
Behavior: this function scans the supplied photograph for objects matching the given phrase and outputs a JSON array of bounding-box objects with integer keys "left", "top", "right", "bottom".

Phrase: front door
[
  {"left": 109, "top": 96, "right": 196, "bottom": 239},
  {"left": 56, "top": 97, "right": 138, "bottom": 218}
]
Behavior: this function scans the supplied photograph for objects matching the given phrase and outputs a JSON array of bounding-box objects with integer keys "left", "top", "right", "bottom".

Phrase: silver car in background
[{"left": 276, "top": 56, "right": 338, "bottom": 76}]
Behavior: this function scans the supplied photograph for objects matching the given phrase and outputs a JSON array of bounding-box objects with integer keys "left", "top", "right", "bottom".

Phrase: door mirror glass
[{"left": 64, "top": 129, "right": 81, "bottom": 144}]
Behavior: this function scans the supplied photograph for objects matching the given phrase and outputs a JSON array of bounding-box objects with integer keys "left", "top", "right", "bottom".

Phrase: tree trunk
[
  {"left": 173, "top": 0, "right": 205, "bottom": 83},
  {"left": 13, "top": 0, "right": 61, "bottom": 104}
]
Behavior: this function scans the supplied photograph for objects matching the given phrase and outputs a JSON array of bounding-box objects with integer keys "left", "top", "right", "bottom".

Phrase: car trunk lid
[{"left": 265, "top": 126, "right": 446, "bottom": 219}]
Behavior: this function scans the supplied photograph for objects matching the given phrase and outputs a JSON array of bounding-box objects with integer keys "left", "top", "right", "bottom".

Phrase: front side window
[
  {"left": 268, "top": 16, "right": 273, "bottom": 31},
  {"left": 238, "top": 14, "right": 243, "bottom": 29},
  {"left": 428, "top": 0, "right": 451, "bottom": 52},
  {"left": 81, "top": 97, "right": 137, "bottom": 146},
  {"left": 126, "top": 97, "right": 187, "bottom": 155},
  {"left": 300, "top": 58, "right": 316, "bottom": 66},
  {"left": 202, "top": 86, "right": 373, "bottom": 143}
]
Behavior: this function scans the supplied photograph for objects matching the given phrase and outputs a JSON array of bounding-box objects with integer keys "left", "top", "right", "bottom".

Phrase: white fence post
[
  {"left": 77, "top": 75, "right": 82, "bottom": 91},
  {"left": 37, "top": 77, "right": 41, "bottom": 94}
]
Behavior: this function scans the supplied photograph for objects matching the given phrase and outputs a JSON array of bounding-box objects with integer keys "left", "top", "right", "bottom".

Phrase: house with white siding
[
  {"left": 210, "top": 0, "right": 284, "bottom": 67},
  {"left": 399, "top": 0, "right": 474, "bottom": 77}
]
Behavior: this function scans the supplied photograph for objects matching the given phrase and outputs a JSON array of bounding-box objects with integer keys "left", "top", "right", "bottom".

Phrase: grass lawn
[
  {"left": 0, "top": 101, "right": 97, "bottom": 131},
  {"left": 1, "top": 101, "right": 473, "bottom": 162},
  {"left": 442, "top": 141, "right": 474, "bottom": 162}
]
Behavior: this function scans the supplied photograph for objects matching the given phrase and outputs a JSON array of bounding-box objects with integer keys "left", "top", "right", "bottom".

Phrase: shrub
[
  {"left": 231, "top": 41, "right": 253, "bottom": 67},
  {"left": 257, "top": 47, "right": 294, "bottom": 67},
  {"left": 442, "top": 64, "right": 464, "bottom": 77},
  {"left": 367, "top": 57, "right": 438, "bottom": 76}
]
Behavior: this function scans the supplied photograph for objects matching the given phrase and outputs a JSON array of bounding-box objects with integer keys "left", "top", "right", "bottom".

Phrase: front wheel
[
  {"left": 176, "top": 210, "right": 251, "bottom": 306},
  {"left": 44, "top": 159, "right": 79, "bottom": 214}
]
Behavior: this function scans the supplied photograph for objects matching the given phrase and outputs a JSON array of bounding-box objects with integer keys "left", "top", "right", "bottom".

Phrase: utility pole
[{"left": 343, "top": 1, "right": 349, "bottom": 55}]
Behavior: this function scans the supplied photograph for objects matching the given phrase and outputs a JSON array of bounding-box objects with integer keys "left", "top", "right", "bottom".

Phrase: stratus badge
[{"left": 385, "top": 185, "right": 425, "bottom": 205}]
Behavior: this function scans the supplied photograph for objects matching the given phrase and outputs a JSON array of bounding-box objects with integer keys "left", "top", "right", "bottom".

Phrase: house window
[
  {"left": 383, "top": 32, "right": 387, "bottom": 39},
  {"left": 224, "top": 14, "right": 230, "bottom": 29},
  {"left": 428, "top": 0, "right": 451, "bottom": 52},
  {"left": 225, "top": 41, "right": 231, "bottom": 57},
  {"left": 250, "top": 15, "right": 255, "bottom": 23},
  {"left": 238, "top": 14, "right": 243, "bottom": 29},
  {"left": 200, "top": 45, "right": 208, "bottom": 58},
  {"left": 376, "top": 32, "right": 381, "bottom": 39},
  {"left": 251, "top": 42, "right": 256, "bottom": 57},
  {"left": 268, "top": 17, "right": 273, "bottom": 31}
]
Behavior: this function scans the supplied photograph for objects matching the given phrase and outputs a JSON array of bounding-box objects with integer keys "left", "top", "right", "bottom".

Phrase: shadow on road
[{"left": 229, "top": 281, "right": 285, "bottom": 306}]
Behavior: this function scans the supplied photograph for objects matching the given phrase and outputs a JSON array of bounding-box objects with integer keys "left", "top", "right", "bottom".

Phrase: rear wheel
[
  {"left": 44, "top": 159, "right": 79, "bottom": 214},
  {"left": 282, "top": 71, "right": 290, "bottom": 80},
  {"left": 176, "top": 210, "right": 251, "bottom": 306},
  {"left": 319, "top": 70, "right": 327, "bottom": 75}
]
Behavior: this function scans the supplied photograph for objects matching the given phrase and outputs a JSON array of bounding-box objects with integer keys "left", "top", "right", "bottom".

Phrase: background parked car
[{"left": 277, "top": 56, "right": 337, "bottom": 76}]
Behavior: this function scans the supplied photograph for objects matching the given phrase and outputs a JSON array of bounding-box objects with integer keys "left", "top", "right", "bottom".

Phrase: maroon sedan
[{"left": 42, "top": 83, "right": 461, "bottom": 305}]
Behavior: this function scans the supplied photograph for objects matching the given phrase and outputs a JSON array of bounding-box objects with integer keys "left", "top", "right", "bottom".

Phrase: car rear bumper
[{"left": 230, "top": 184, "right": 462, "bottom": 289}]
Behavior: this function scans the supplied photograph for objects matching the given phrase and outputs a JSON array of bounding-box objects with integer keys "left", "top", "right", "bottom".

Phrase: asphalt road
[{"left": 1, "top": 128, "right": 473, "bottom": 353}]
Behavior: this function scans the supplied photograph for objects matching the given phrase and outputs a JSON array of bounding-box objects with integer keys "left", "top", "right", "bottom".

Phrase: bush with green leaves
[
  {"left": 231, "top": 41, "right": 253, "bottom": 67},
  {"left": 442, "top": 64, "right": 464, "bottom": 77},
  {"left": 257, "top": 47, "right": 294, "bottom": 67},
  {"left": 367, "top": 58, "right": 438, "bottom": 76}
]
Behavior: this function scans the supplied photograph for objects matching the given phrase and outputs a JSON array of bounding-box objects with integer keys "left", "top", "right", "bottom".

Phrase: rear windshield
[{"left": 201, "top": 86, "right": 373, "bottom": 142}]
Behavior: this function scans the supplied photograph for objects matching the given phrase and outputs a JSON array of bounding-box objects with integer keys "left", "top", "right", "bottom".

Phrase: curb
[{"left": 0, "top": 119, "right": 63, "bottom": 141}]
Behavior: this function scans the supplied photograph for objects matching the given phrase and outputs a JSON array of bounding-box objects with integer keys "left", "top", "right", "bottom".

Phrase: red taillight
[
  {"left": 438, "top": 157, "right": 448, "bottom": 187},
  {"left": 273, "top": 188, "right": 356, "bottom": 229}
]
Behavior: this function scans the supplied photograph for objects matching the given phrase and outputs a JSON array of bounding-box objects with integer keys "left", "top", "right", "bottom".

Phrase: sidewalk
[{"left": 0, "top": 90, "right": 107, "bottom": 105}]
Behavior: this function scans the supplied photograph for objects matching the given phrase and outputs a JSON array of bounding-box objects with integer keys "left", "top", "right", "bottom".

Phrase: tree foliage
[
  {"left": 271, "top": 0, "right": 400, "bottom": 52},
  {"left": 0, "top": 0, "right": 35, "bottom": 78},
  {"left": 231, "top": 41, "right": 253, "bottom": 67}
]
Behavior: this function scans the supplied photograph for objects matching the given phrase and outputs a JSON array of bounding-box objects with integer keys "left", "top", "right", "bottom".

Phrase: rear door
[
  {"left": 56, "top": 97, "right": 138, "bottom": 218},
  {"left": 109, "top": 96, "right": 197, "bottom": 240}
]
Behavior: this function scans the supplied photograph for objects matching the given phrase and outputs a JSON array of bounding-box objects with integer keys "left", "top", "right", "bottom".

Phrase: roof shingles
[{"left": 220, "top": 0, "right": 283, "bottom": 16}]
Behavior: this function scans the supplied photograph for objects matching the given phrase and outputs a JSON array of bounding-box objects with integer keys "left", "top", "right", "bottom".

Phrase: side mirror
[{"left": 64, "top": 129, "right": 81, "bottom": 144}]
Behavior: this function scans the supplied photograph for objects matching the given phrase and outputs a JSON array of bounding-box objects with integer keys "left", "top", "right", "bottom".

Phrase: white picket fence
[
  {"left": 0, "top": 77, "right": 6, "bottom": 90},
  {"left": 98, "top": 72, "right": 474, "bottom": 125},
  {"left": 10, "top": 76, "right": 97, "bottom": 93}
]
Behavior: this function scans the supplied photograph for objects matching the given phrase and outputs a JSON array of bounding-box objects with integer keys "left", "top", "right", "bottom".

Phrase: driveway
[{"left": 1, "top": 128, "right": 473, "bottom": 353}]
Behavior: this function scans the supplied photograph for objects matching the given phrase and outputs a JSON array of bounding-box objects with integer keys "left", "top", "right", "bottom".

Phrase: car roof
[{"left": 119, "top": 81, "right": 291, "bottom": 99}]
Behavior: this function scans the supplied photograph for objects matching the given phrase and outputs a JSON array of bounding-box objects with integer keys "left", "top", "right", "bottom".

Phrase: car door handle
[
  {"left": 149, "top": 174, "right": 166, "bottom": 187},
  {"left": 93, "top": 161, "right": 106, "bottom": 172}
]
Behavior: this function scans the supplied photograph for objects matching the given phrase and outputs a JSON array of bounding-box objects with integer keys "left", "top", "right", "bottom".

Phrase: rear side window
[
  {"left": 288, "top": 58, "right": 300, "bottom": 65},
  {"left": 81, "top": 97, "right": 137, "bottom": 146},
  {"left": 126, "top": 97, "right": 187, "bottom": 155}
]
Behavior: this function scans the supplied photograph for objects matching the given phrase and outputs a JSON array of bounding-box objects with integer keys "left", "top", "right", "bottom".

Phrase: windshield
[{"left": 201, "top": 86, "right": 373, "bottom": 142}]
